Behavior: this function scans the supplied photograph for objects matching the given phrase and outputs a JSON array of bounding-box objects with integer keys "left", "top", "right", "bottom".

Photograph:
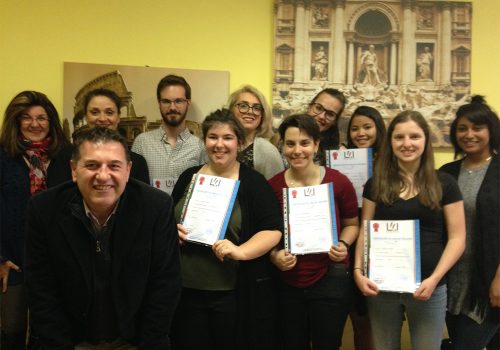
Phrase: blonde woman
[{"left": 228, "top": 85, "right": 284, "bottom": 179}]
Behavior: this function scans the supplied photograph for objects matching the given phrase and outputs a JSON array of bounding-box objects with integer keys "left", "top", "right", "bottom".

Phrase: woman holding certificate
[
  {"left": 440, "top": 96, "right": 500, "bottom": 350},
  {"left": 170, "top": 109, "right": 282, "bottom": 350},
  {"left": 345, "top": 105, "right": 386, "bottom": 350},
  {"left": 354, "top": 111, "right": 465, "bottom": 350},
  {"left": 268, "top": 114, "right": 359, "bottom": 350}
]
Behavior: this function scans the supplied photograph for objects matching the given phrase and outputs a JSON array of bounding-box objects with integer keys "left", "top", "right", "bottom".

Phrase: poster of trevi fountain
[{"left": 273, "top": 0, "right": 471, "bottom": 147}]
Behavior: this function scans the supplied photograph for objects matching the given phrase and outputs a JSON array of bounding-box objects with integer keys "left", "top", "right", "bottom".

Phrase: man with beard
[{"left": 132, "top": 75, "right": 206, "bottom": 194}]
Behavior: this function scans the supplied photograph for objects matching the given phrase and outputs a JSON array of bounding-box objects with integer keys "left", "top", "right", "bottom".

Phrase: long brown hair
[
  {"left": 0, "top": 91, "right": 69, "bottom": 158},
  {"left": 372, "top": 110, "right": 442, "bottom": 210}
]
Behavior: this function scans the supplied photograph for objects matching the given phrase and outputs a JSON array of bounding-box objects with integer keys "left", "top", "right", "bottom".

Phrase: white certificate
[
  {"left": 364, "top": 220, "right": 421, "bottom": 293},
  {"left": 326, "top": 148, "right": 372, "bottom": 207},
  {"left": 283, "top": 183, "right": 338, "bottom": 255},
  {"left": 180, "top": 174, "right": 240, "bottom": 246},
  {"left": 152, "top": 177, "right": 177, "bottom": 195}
]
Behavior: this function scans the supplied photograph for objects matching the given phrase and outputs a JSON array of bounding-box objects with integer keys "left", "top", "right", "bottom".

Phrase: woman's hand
[
  {"left": 490, "top": 270, "right": 500, "bottom": 307},
  {"left": 413, "top": 277, "right": 438, "bottom": 301},
  {"left": 212, "top": 239, "right": 243, "bottom": 262},
  {"left": 353, "top": 270, "right": 379, "bottom": 296},
  {"left": 270, "top": 248, "right": 297, "bottom": 271},
  {"left": 177, "top": 224, "right": 189, "bottom": 246},
  {"left": 328, "top": 243, "right": 348, "bottom": 262},
  {"left": 0, "top": 261, "right": 21, "bottom": 293}
]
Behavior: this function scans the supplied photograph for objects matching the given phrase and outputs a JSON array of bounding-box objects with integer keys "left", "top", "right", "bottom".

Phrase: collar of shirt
[
  {"left": 83, "top": 200, "right": 119, "bottom": 230},
  {"left": 160, "top": 125, "right": 192, "bottom": 144}
]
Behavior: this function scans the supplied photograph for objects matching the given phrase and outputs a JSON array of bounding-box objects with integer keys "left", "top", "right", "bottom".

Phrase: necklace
[
  {"left": 464, "top": 155, "right": 492, "bottom": 174},
  {"left": 286, "top": 167, "right": 321, "bottom": 187}
]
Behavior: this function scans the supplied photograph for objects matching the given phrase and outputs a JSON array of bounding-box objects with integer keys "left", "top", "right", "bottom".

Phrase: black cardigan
[
  {"left": 0, "top": 145, "right": 72, "bottom": 284},
  {"left": 440, "top": 155, "right": 500, "bottom": 321},
  {"left": 172, "top": 163, "right": 283, "bottom": 350}
]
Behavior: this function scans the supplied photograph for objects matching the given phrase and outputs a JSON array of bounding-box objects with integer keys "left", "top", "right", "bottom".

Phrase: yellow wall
[{"left": 0, "top": 0, "right": 498, "bottom": 166}]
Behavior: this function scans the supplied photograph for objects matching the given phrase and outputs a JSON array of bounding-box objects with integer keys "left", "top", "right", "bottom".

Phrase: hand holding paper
[
  {"left": 212, "top": 239, "right": 242, "bottom": 262},
  {"left": 354, "top": 272, "right": 379, "bottom": 296},
  {"left": 328, "top": 244, "right": 348, "bottom": 262},
  {"left": 177, "top": 223, "right": 189, "bottom": 246},
  {"left": 270, "top": 248, "right": 297, "bottom": 271},
  {"left": 413, "top": 277, "right": 438, "bottom": 301}
]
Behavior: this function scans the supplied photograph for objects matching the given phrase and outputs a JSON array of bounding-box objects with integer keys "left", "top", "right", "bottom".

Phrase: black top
[
  {"left": 130, "top": 151, "right": 150, "bottom": 184},
  {"left": 363, "top": 172, "right": 462, "bottom": 285},
  {"left": 440, "top": 155, "right": 500, "bottom": 321},
  {"left": 237, "top": 143, "right": 254, "bottom": 169},
  {"left": 172, "top": 163, "right": 283, "bottom": 350},
  {"left": 0, "top": 145, "right": 72, "bottom": 284}
]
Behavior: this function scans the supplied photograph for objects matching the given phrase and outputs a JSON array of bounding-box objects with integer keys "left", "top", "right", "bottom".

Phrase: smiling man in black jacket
[{"left": 25, "top": 127, "right": 181, "bottom": 350}]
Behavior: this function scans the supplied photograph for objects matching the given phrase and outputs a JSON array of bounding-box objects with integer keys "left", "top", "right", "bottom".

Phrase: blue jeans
[
  {"left": 447, "top": 312, "right": 500, "bottom": 350},
  {"left": 367, "top": 284, "right": 447, "bottom": 350},
  {"left": 278, "top": 263, "right": 353, "bottom": 350}
]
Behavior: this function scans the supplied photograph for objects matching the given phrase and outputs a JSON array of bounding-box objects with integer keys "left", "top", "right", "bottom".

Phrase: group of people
[{"left": 0, "top": 74, "right": 498, "bottom": 350}]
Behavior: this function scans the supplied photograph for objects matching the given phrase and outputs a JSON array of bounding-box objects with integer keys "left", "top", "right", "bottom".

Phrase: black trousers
[
  {"left": 170, "top": 288, "right": 237, "bottom": 350},
  {"left": 278, "top": 263, "right": 353, "bottom": 350}
]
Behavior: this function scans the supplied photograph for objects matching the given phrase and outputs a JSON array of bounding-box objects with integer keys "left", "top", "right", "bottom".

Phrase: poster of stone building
[
  {"left": 63, "top": 62, "right": 229, "bottom": 145},
  {"left": 273, "top": 0, "right": 472, "bottom": 147}
]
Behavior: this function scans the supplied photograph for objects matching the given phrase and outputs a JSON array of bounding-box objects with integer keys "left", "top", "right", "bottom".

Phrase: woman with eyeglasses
[
  {"left": 307, "top": 88, "right": 346, "bottom": 165},
  {"left": 0, "top": 91, "right": 72, "bottom": 349},
  {"left": 228, "top": 85, "right": 284, "bottom": 179},
  {"left": 440, "top": 96, "right": 500, "bottom": 350}
]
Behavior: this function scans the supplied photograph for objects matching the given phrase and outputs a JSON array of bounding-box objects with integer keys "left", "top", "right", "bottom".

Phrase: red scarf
[{"left": 21, "top": 137, "right": 51, "bottom": 195}]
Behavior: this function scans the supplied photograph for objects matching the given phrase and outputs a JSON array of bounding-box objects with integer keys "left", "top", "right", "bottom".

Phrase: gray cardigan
[{"left": 253, "top": 137, "right": 285, "bottom": 179}]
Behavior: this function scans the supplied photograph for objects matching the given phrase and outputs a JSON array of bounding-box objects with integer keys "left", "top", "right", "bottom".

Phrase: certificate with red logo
[
  {"left": 283, "top": 183, "right": 338, "bottom": 255},
  {"left": 152, "top": 177, "right": 177, "bottom": 195},
  {"left": 180, "top": 174, "right": 240, "bottom": 246},
  {"left": 363, "top": 220, "right": 421, "bottom": 293},
  {"left": 326, "top": 148, "right": 372, "bottom": 207}
]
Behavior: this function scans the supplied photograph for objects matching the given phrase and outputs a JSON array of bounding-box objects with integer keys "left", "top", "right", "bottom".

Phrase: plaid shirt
[{"left": 132, "top": 127, "right": 206, "bottom": 189}]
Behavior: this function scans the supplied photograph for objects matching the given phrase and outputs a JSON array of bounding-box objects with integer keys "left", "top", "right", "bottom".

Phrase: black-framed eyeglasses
[
  {"left": 236, "top": 102, "right": 263, "bottom": 116},
  {"left": 308, "top": 103, "right": 337, "bottom": 121},
  {"left": 159, "top": 98, "right": 188, "bottom": 108}
]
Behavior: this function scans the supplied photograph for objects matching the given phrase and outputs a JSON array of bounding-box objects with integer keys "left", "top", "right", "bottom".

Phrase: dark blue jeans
[
  {"left": 278, "top": 263, "right": 353, "bottom": 350},
  {"left": 447, "top": 312, "right": 500, "bottom": 350}
]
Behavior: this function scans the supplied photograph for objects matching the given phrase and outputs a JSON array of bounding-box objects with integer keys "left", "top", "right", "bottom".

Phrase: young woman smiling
[
  {"left": 440, "top": 96, "right": 500, "bottom": 350},
  {"left": 307, "top": 88, "right": 347, "bottom": 165},
  {"left": 171, "top": 109, "right": 282, "bottom": 350},
  {"left": 228, "top": 85, "right": 284, "bottom": 179},
  {"left": 344, "top": 105, "right": 386, "bottom": 350},
  {"left": 268, "top": 114, "right": 359, "bottom": 350},
  {"left": 354, "top": 111, "right": 465, "bottom": 350},
  {"left": 346, "top": 106, "right": 386, "bottom": 155}
]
